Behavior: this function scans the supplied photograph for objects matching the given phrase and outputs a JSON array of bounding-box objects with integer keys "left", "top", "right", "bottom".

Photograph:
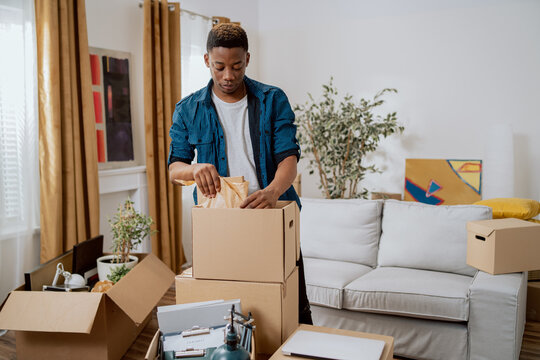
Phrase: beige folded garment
[{"left": 196, "top": 176, "right": 249, "bottom": 208}]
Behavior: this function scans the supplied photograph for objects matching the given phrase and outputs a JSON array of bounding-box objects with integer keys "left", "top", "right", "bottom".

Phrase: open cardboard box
[
  {"left": 192, "top": 200, "right": 300, "bottom": 283},
  {"left": 467, "top": 218, "right": 540, "bottom": 274},
  {"left": 0, "top": 253, "right": 175, "bottom": 360},
  {"left": 176, "top": 267, "right": 299, "bottom": 356}
]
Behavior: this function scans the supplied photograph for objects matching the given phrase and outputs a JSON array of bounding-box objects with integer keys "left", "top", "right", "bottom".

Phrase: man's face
[{"left": 204, "top": 47, "right": 250, "bottom": 101}]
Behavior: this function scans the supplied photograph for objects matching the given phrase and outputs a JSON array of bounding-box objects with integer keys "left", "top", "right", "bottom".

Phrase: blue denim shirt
[{"left": 168, "top": 76, "right": 301, "bottom": 207}]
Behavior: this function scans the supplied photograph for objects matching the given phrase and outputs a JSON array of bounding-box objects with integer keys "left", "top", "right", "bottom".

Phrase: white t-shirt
[{"left": 211, "top": 91, "right": 261, "bottom": 195}]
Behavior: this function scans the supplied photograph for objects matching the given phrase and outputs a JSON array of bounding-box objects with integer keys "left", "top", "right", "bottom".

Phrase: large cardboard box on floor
[
  {"left": 268, "top": 324, "right": 394, "bottom": 360},
  {"left": 467, "top": 218, "right": 540, "bottom": 275},
  {"left": 192, "top": 200, "right": 300, "bottom": 283},
  {"left": 0, "top": 253, "right": 175, "bottom": 360},
  {"left": 176, "top": 267, "right": 299, "bottom": 356}
]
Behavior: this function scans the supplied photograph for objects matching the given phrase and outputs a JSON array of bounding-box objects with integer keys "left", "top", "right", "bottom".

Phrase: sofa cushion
[
  {"left": 300, "top": 198, "right": 383, "bottom": 267},
  {"left": 343, "top": 267, "right": 473, "bottom": 321},
  {"left": 378, "top": 200, "right": 492, "bottom": 276},
  {"left": 304, "top": 257, "right": 372, "bottom": 309}
]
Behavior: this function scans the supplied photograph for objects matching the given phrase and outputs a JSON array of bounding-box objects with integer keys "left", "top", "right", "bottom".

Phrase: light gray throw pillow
[{"left": 377, "top": 200, "right": 492, "bottom": 276}]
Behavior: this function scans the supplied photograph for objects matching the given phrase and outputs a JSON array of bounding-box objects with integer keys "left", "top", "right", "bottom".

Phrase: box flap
[
  {"left": 276, "top": 201, "right": 300, "bottom": 261},
  {"left": 468, "top": 218, "right": 540, "bottom": 237},
  {"left": 145, "top": 330, "right": 160, "bottom": 360},
  {"left": 0, "top": 291, "right": 103, "bottom": 333},
  {"left": 467, "top": 221, "right": 496, "bottom": 237},
  {"left": 283, "top": 202, "right": 297, "bottom": 279},
  {"left": 106, "top": 253, "right": 175, "bottom": 325}
]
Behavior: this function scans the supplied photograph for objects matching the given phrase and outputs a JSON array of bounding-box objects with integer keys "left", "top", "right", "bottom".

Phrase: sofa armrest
[{"left": 468, "top": 270, "right": 527, "bottom": 360}]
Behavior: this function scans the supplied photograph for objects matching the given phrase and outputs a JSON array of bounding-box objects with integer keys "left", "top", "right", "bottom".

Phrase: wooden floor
[{"left": 1, "top": 286, "right": 540, "bottom": 359}]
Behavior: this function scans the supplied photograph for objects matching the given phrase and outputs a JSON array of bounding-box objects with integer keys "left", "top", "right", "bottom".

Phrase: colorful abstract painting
[
  {"left": 404, "top": 159, "right": 482, "bottom": 205},
  {"left": 89, "top": 48, "right": 134, "bottom": 165}
]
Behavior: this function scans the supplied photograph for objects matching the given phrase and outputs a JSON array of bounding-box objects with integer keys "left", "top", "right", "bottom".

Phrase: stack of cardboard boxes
[{"left": 176, "top": 201, "right": 301, "bottom": 357}]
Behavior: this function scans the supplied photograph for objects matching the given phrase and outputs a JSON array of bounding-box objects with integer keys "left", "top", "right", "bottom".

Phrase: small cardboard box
[
  {"left": 192, "top": 200, "right": 300, "bottom": 283},
  {"left": 268, "top": 324, "right": 394, "bottom": 360},
  {"left": 467, "top": 218, "right": 540, "bottom": 275},
  {"left": 527, "top": 282, "right": 540, "bottom": 321},
  {"left": 0, "top": 253, "right": 175, "bottom": 360},
  {"left": 176, "top": 267, "right": 299, "bottom": 356}
]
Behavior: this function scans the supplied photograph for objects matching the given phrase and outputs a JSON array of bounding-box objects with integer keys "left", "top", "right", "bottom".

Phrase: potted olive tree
[
  {"left": 294, "top": 78, "right": 404, "bottom": 199},
  {"left": 97, "top": 199, "right": 154, "bottom": 281}
]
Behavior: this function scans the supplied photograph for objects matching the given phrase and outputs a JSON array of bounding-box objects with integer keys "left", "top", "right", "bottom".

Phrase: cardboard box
[
  {"left": 0, "top": 253, "right": 175, "bottom": 360},
  {"left": 527, "top": 282, "right": 540, "bottom": 321},
  {"left": 192, "top": 201, "right": 300, "bottom": 283},
  {"left": 467, "top": 218, "right": 540, "bottom": 275},
  {"left": 176, "top": 267, "right": 299, "bottom": 356},
  {"left": 268, "top": 324, "right": 394, "bottom": 360}
]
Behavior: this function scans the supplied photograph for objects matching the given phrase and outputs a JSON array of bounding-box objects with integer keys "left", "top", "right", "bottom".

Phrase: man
[{"left": 168, "top": 23, "right": 312, "bottom": 324}]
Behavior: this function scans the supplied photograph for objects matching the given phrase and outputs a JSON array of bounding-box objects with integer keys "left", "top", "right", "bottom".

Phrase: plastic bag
[{"left": 196, "top": 176, "right": 249, "bottom": 208}]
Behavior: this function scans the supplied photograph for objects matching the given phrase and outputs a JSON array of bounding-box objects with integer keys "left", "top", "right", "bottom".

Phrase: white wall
[
  {"left": 83, "top": 0, "right": 540, "bottom": 256},
  {"left": 179, "top": 0, "right": 260, "bottom": 79},
  {"left": 257, "top": 0, "right": 540, "bottom": 200}
]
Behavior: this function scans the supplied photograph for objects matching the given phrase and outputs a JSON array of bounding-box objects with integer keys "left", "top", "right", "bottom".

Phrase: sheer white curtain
[
  {"left": 0, "top": 0, "right": 39, "bottom": 303},
  {"left": 180, "top": 10, "right": 211, "bottom": 97},
  {"left": 179, "top": 9, "right": 211, "bottom": 267}
]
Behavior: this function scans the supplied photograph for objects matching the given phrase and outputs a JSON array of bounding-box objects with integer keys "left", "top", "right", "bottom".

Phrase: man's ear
[
  {"left": 204, "top": 53, "right": 210, "bottom": 68},
  {"left": 246, "top": 52, "right": 250, "bottom": 67}
]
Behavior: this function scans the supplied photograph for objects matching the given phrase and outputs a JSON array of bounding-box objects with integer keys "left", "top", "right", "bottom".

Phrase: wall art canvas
[
  {"left": 90, "top": 47, "right": 134, "bottom": 166},
  {"left": 404, "top": 159, "right": 482, "bottom": 205}
]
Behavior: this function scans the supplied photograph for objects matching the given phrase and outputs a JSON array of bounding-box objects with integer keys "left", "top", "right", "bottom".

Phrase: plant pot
[{"left": 96, "top": 255, "right": 139, "bottom": 281}]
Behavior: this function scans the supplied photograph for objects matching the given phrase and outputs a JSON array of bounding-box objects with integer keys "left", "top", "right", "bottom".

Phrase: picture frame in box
[{"left": 73, "top": 235, "right": 103, "bottom": 287}]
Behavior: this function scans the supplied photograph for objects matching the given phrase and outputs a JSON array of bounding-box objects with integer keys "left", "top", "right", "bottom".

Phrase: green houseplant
[
  {"left": 294, "top": 78, "right": 404, "bottom": 199},
  {"left": 96, "top": 199, "right": 154, "bottom": 281}
]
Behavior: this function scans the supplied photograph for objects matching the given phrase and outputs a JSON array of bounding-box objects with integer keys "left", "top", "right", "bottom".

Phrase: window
[
  {"left": 0, "top": 1, "right": 38, "bottom": 237},
  {"left": 180, "top": 10, "right": 212, "bottom": 98}
]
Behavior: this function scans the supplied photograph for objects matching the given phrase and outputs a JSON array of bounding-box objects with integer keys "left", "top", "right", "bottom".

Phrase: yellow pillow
[{"left": 474, "top": 198, "right": 540, "bottom": 219}]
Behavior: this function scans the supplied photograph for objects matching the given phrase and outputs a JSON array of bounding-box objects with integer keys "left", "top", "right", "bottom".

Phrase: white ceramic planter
[{"left": 96, "top": 254, "right": 139, "bottom": 281}]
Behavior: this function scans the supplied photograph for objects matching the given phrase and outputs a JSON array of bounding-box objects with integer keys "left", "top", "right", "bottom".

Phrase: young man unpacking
[{"left": 168, "top": 23, "right": 312, "bottom": 324}]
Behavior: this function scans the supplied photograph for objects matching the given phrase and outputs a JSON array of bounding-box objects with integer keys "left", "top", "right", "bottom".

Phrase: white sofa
[{"left": 300, "top": 198, "right": 527, "bottom": 360}]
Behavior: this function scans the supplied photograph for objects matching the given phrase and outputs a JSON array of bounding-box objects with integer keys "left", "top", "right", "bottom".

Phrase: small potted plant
[{"left": 97, "top": 199, "right": 154, "bottom": 281}]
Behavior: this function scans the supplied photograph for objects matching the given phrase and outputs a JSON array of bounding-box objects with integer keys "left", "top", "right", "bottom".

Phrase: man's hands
[
  {"left": 169, "top": 154, "right": 297, "bottom": 206},
  {"left": 192, "top": 163, "right": 221, "bottom": 198},
  {"left": 240, "top": 187, "right": 280, "bottom": 209},
  {"left": 239, "top": 155, "right": 297, "bottom": 209},
  {"left": 169, "top": 162, "right": 221, "bottom": 198}
]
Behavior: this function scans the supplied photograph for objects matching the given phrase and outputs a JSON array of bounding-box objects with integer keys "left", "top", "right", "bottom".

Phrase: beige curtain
[
  {"left": 143, "top": 0, "right": 185, "bottom": 272},
  {"left": 35, "top": 0, "right": 100, "bottom": 263}
]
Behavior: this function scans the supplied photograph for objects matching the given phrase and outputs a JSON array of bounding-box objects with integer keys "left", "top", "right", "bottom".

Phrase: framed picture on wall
[
  {"left": 404, "top": 159, "right": 482, "bottom": 205},
  {"left": 89, "top": 47, "right": 136, "bottom": 169}
]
